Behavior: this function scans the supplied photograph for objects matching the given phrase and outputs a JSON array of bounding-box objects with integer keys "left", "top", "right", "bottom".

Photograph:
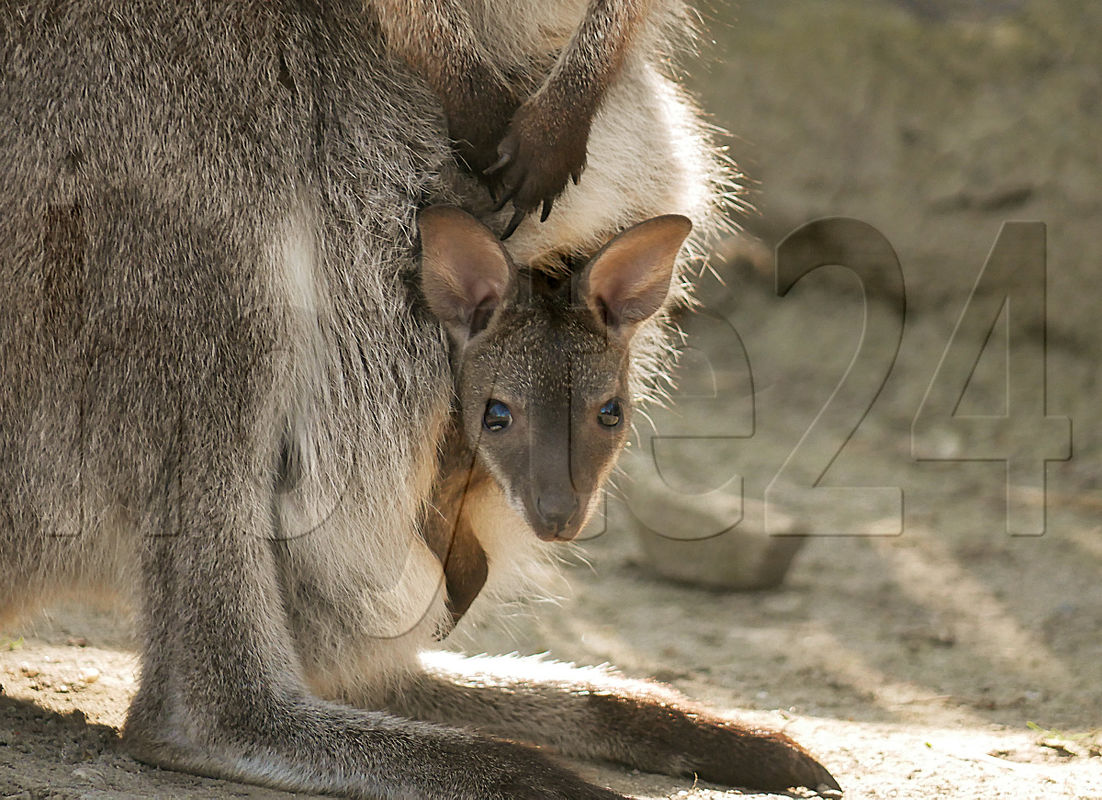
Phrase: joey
[{"left": 418, "top": 205, "right": 691, "bottom": 628}]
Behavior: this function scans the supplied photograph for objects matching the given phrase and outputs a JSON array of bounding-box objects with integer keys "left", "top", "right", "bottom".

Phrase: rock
[
  {"left": 621, "top": 470, "right": 807, "bottom": 590},
  {"left": 77, "top": 667, "right": 100, "bottom": 684}
]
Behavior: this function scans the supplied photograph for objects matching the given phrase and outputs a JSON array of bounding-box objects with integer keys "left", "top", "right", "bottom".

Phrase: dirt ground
[{"left": 2, "top": 0, "right": 1100, "bottom": 798}]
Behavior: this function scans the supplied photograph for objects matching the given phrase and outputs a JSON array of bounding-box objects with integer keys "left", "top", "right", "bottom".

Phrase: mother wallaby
[{"left": 0, "top": 1, "right": 837, "bottom": 797}]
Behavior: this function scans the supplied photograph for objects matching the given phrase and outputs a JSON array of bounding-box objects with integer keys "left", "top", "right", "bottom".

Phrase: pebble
[
  {"left": 77, "top": 667, "right": 101, "bottom": 684},
  {"left": 71, "top": 765, "right": 108, "bottom": 786},
  {"left": 18, "top": 662, "right": 39, "bottom": 678}
]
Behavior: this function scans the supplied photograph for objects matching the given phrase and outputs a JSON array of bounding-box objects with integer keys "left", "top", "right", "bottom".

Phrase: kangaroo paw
[
  {"left": 589, "top": 692, "right": 842, "bottom": 795},
  {"left": 488, "top": 94, "right": 591, "bottom": 235}
]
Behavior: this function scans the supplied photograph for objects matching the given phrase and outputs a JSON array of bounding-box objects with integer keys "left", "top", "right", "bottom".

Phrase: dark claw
[
  {"left": 483, "top": 151, "right": 512, "bottom": 176},
  {"left": 491, "top": 185, "right": 517, "bottom": 213},
  {"left": 500, "top": 206, "right": 526, "bottom": 240},
  {"left": 540, "top": 197, "right": 553, "bottom": 223},
  {"left": 571, "top": 168, "right": 582, "bottom": 186}
]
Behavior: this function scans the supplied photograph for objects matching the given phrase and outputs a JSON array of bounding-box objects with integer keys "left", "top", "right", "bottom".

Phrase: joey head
[
  {"left": 421, "top": 204, "right": 689, "bottom": 542},
  {"left": 416, "top": 206, "right": 687, "bottom": 628}
]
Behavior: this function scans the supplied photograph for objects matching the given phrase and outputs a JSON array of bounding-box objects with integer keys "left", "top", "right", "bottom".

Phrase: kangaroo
[{"left": 0, "top": 2, "right": 838, "bottom": 799}]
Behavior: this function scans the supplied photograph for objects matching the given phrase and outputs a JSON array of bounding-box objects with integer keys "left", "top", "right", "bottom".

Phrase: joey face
[
  {"left": 456, "top": 287, "right": 633, "bottom": 541},
  {"left": 419, "top": 206, "right": 691, "bottom": 542}
]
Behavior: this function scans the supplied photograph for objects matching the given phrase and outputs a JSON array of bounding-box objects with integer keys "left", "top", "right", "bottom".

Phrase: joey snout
[
  {"left": 525, "top": 483, "right": 591, "bottom": 542},
  {"left": 515, "top": 415, "right": 605, "bottom": 542}
]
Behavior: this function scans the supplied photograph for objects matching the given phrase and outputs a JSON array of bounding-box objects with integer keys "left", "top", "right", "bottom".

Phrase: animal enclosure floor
[{"left": 1, "top": 585, "right": 1099, "bottom": 799}]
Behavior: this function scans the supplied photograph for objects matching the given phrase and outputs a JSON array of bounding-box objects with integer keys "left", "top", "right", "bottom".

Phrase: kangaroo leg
[
  {"left": 384, "top": 651, "right": 841, "bottom": 795},
  {"left": 124, "top": 455, "right": 630, "bottom": 800},
  {"left": 373, "top": 0, "right": 652, "bottom": 230},
  {"left": 372, "top": 0, "right": 521, "bottom": 177},
  {"left": 489, "top": 0, "right": 651, "bottom": 229}
]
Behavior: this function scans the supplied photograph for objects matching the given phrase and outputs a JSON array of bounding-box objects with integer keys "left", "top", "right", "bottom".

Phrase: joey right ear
[
  {"left": 419, "top": 206, "right": 514, "bottom": 342},
  {"left": 578, "top": 214, "right": 691, "bottom": 340}
]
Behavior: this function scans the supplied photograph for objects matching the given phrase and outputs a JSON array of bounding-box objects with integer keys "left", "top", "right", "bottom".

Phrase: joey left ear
[
  {"left": 419, "top": 205, "right": 514, "bottom": 342},
  {"left": 578, "top": 215, "right": 692, "bottom": 338}
]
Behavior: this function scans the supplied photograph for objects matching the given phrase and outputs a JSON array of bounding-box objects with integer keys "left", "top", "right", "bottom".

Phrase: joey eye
[
  {"left": 483, "top": 400, "right": 512, "bottom": 432},
  {"left": 597, "top": 398, "right": 623, "bottom": 428}
]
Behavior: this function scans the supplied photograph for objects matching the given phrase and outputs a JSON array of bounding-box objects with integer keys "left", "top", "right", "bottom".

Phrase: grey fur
[{"left": 0, "top": 2, "right": 836, "bottom": 797}]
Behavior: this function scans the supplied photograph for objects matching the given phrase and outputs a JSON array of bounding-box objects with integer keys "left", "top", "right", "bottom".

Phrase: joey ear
[
  {"left": 578, "top": 215, "right": 692, "bottom": 337},
  {"left": 419, "top": 205, "right": 513, "bottom": 341}
]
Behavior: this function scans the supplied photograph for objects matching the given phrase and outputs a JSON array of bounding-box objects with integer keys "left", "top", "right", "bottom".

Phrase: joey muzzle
[
  {"left": 526, "top": 486, "right": 587, "bottom": 542},
  {"left": 518, "top": 401, "right": 599, "bottom": 542}
]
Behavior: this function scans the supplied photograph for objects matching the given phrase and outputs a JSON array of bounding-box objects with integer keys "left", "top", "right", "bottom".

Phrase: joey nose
[{"left": 534, "top": 493, "right": 578, "bottom": 540}]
